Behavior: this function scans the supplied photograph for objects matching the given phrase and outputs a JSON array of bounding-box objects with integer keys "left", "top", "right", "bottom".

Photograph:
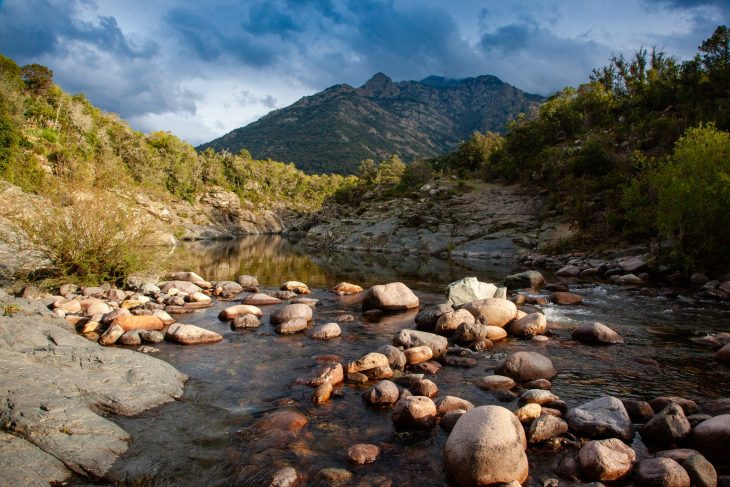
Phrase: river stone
[
  {"left": 528, "top": 415, "right": 569, "bottom": 443},
  {"left": 256, "top": 410, "right": 308, "bottom": 434},
  {"left": 454, "top": 322, "right": 488, "bottom": 344},
  {"left": 376, "top": 345, "right": 407, "bottom": 370},
  {"left": 716, "top": 343, "right": 730, "bottom": 363},
  {"left": 556, "top": 265, "right": 581, "bottom": 277},
  {"left": 515, "top": 403, "right": 542, "bottom": 423},
  {"left": 268, "top": 467, "right": 300, "bottom": 487},
  {"left": 485, "top": 325, "right": 508, "bottom": 341},
  {"left": 392, "top": 329, "right": 448, "bottom": 358},
  {"left": 167, "top": 271, "right": 211, "bottom": 288},
  {"left": 441, "top": 409, "right": 466, "bottom": 432},
  {"left": 347, "top": 443, "right": 380, "bottom": 465},
  {"left": 703, "top": 397, "right": 730, "bottom": 416},
  {"left": 213, "top": 281, "right": 244, "bottom": 295},
  {"left": 139, "top": 330, "right": 164, "bottom": 344},
  {"left": 159, "top": 280, "right": 202, "bottom": 295},
  {"left": 445, "top": 405, "right": 529, "bottom": 486},
  {"left": 115, "top": 315, "right": 164, "bottom": 332},
  {"left": 578, "top": 438, "right": 636, "bottom": 482},
  {"left": 524, "top": 378, "right": 552, "bottom": 390},
  {"left": 152, "top": 309, "right": 175, "bottom": 325},
  {"left": 505, "top": 270, "right": 545, "bottom": 291},
  {"left": 330, "top": 282, "right": 363, "bottom": 295},
  {"left": 435, "top": 308, "right": 475, "bottom": 335},
  {"left": 445, "top": 277, "right": 497, "bottom": 306},
  {"left": 83, "top": 299, "right": 111, "bottom": 317},
  {"left": 363, "top": 365, "right": 393, "bottom": 380},
  {"left": 165, "top": 323, "right": 223, "bottom": 344},
  {"left": 691, "top": 414, "right": 730, "bottom": 463},
  {"left": 551, "top": 292, "right": 584, "bottom": 305},
  {"left": 56, "top": 299, "right": 81, "bottom": 314},
  {"left": 436, "top": 396, "right": 474, "bottom": 415},
  {"left": 270, "top": 304, "right": 312, "bottom": 324},
  {"left": 641, "top": 403, "right": 691, "bottom": 447},
  {"left": 520, "top": 389, "right": 560, "bottom": 405},
  {"left": 346, "top": 352, "right": 390, "bottom": 374},
  {"left": 232, "top": 314, "right": 261, "bottom": 329},
  {"left": 307, "top": 363, "right": 344, "bottom": 387},
  {"left": 118, "top": 331, "right": 141, "bottom": 346},
  {"left": 280, "top": 281, "right": 310, "bottom": 294},
  {"left": 622, "top": 399, "right": 655, "bottom": 423},
  {"left": 363, "top": 380, "right": 399, "bottom": 405},
  {"left": 362, "top": 282, "right": 419, "bottom": 312},
  {"left": 403, "top": 345, "right": 433, "bottom": 364},
  {"left": 650, "top": 397, "right": 700, "bottom": 416},
  {"left": 392, "top": 395, "right": 437, "bottom": 429},
  {"left": 241, "top": 293, "right": 280, "bottom": 306},
  {"left": 573, "top": 322, "right": 623, "bottom": 344},
  {"left": 415, "top": 303, "right": 453, "bottom": 331},
  {"left": 292, "top": 297, "right": 318, "bottom": 307},
  {"left": 409, "top": 378, "right": 438, "bottom": 398},
  {"left": 311, "top": 382, "right": 333, "bottom": 405},
  {"left": 98, "top": 323, "right": 124, "bottom": 345},
  {"left": 101, "top": 307, "right": 131, "bottom": 325},
  {"left": 509, "top": 312, "right": 547, "bottom": 337},
  {"left": 476, "top": 375, "right": 516, "bottom": 391},
  {"left": 236, "top": 275, "right": 259, "bottom": 291},
  {"left": 275, "top": 318, "right": 308, "bottom": 334},
  {"left": 682, "top": 454, "right": 717, "bottom": 487},
  {"left": 218, "top": 304, "right": 263, "bottom": 321},
  {"left": 311, "top": 322, "right": 341, "bottom": 339},
  {"left": 496, "top": 351, "right": 557, "bottom": 382},
  {"left": 462, "top": 298, "right": 517, "bottom": 327},
  {"left": 634, "top": 458, "right": 690, "bottom": 487},
  {"left": 189, "top": 292, "right": 212, "bottom": 304},
  {"left": 566, "top": 396, "right": 634, "bottom": 441},
  {"left": 316, "top": 468, "right": 352, "bottom": 485}
]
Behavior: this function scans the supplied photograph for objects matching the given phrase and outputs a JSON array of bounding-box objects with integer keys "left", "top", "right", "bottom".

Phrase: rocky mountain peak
[{"left": 357, "top": 72, "right": 400, "bottom": 97}]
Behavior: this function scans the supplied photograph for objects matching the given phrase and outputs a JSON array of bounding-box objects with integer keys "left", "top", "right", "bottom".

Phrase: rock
[
  {"left": 83, "top": 299, "right": 111, "bottom": 317},
  {"left": 622, "top": 399, "right": 655, "bottom": 423},
  {"left": 311, "top": 322, "right": 341, "bottom": 339},
  {"left": 81, "top": 286, "right": 105, "bottom": 297},
  {"left": 118, "top": 331, "right": 141, "bottom": 346},
  {"left": 213, "top": 280, "right": 244, "bottom": 295},
  {"left": 275, "top": 319, "right": 308, "bottom": 334},
  {"left": 270, "top": 290, "right": 297, "bottom": 300},
  {"left": 308, "top": 363, "right": 344, "bottom": 387},
  {"left": 454, "top": 322, "right": 488, "bottom": 344},
  {"left": 476, "top": 375, "right": 516, "bottom": 391},
  {"left": 716, "top": 343, "right": 730, "bottom": 363},
  {"left": 280, "top": 281, "right": 310, "bottom": 294},
  {"left": 363, "top": 365, "right": 393, "bottom": 380},
  {"left": 347, "top": 443, "right": 380, "bottom": 465},
  {"left": 232, "top": 314, "right": 261, "bottom": 329},
  {"left": 703, "top": 397, "right": 730, "bottom": 416},
  {"left": 242, "top": 293, "right": 281, "bottom": 305},
  {"left": 641, "top": 403, "right": 691, "bottom": 447},
  {"left": 444, "top": 405, "right": 528, "bottom": 486},
  {"left": 98, "top": 323, "right": 124, "bottom": 346},
  {"left": 445, "top": 277, "right": 497, "bottom": 306},
  {"left": 392, "top": 329, "right": 448, "bottom": 358},
  {"left": 566, "top": 396, "right": 634, "bottom": 441},
  {"left": 392, "top": 396, "right": 437, "bottom": 429},
  {"left": 505, "top": 270, "right": 545, "bottom": 290},
  {"left": 347, "top": 353, "right": 390, "bottom": 374},
  {"left": 165, "top": 323, "right": 223, "bottom": 345},
  {"left": 362, "top": 380, "right": 399, "bottom": 405},
  {"left": 316, "top": 467, "right": 352, "bottom": 485},
  {"left": 578, "top": 438, "right": 636, "bottom": 481},
  {"left": 435, "top": 308, "right": 475, "bottom": 335},
  {"left": 441, "top": 409, "right": 466, "bottom": 432},
  {"left": 152, "top": 309, "right": 174, "bottom": 325},
  {"left": 255, "top": 410, "right": 308, "bottom": 434},
  {"left": 101, "top": 307, "right": 131, "bottom": 325},
  {"left": 403, "top": 346, "right": 433, "bottom": 364},
  {"left": 218, "top": 304, "right": 263, "bottom": 321},
  {"left": 411, "top": 360, "right": 442, "bottom": 375},
  {"left": 572, "top": 322, "right": 623, "bottom": 345},
  {"left": 409, "top": 378, "right": 438, "bottom": 398},
  {"left": 236, "top": 275, "right": 259, "bottom": 291},
  {"left": 139, "top": 330, "right": 164, "bottom": 344},
  {"left": 167, "top": 271, "right": 211, "bottom": 288},
  {"left": 415, "top": 303, "right": 453, "bottom": 331},
  {"left": 528, "top": 415, "right": 569, "bottom": 443},
  {"left": 115, "top": 315, "right": 164, "bottom": 332},
  {"left": 268, "top": 467, "right": 301, "bottom": 487},
  {"left": 436, "top": 396, "right": 474, "bottom": 415},
  {"left": 515, "top": 403, "right": 542, "bottom": 423},
  {"left": 56, "top": 299, "right": 81, "bottom": 314},
  {"left": 682, "top": 454, "right": 717, "bottom": 487},
  {"left": 376, "top": 345, "right": 407, "bottom": 370},
  {"left": 509, "top": 312, "right": 547, "bottom": 337},
  {"left": 485, "top": 325, "right": 508, "bottom": 341},
  {"left": 0, "top": 430, "right": 71, "bottom": 486},
  {"left": 556, "top": 265, "right": 581, "bottom": 277},
  {"left": 189, "top": 292, "right": 212, "bottom": 304},
  {"left": 312, "top": 382, "right": 333, "bottom": 405},
  {"left": 159, "top": 280, "right": 202, "bottom": 295},
  {"left": 330, "top": 282, "right": 363, "bottom": 295},
  {"left": 362, "top": 282, "right": 419, "bottom": 312},
  {"left": 462, "top": 298, "right": 517, "bottom": 327},
  {"left": 270, "top": 304, "right": 313, "bottom": 325},
  {"left": 496, "top": 351, "right": 557, "bottom": 382},
  {"left": 634, "top": 458, "right": 690, "bottom": 487},
  {"left": 691, "top": 414, "right": 730, "bottom": 463},
  {"left": 347, "top": 372, "right": 369, "bottom": 384},
  {"left": 520, "top": 389, "right": 559, "bottom": 405},
  {"left": 616, "top": 273, "right": 645, "bottom": 285},
  {"left": 550, "top": 292, "right": 583, "bottom": 305},
  {"left": 620, "top": 256, "right": 647, "bottom": 273},
  {"left": 650, "top": 397, "right": 700, "bottom": 416},
  {"left": 524, "top": 378, "right": 552, "bottom": 390}
]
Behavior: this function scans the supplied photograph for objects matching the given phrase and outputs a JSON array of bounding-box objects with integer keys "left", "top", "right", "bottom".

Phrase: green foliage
[
  {"left": 400, "top": 159, "right": 433, "bottom": 187},
  {"left": 373, "top": 154, "right": 405, "bottom": 186}
]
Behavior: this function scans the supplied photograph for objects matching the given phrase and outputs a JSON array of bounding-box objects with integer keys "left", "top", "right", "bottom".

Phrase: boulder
[
  {"left": 505, "top": 270, "right": 545, "bottom": 290},
  {"left": 231, "top": 314, "right": 261, "bottom": 329},
  {"left": 236, "top": 275, "right": 259, "bottom": 291},
  {"left": 435, "top": 309, "right": 475, "bottom": 335},
  {"left": 242, "top": 293, "right": 281, "bottom": 305},
  {"left": 409, "top": 378, "right": 438, "bottom": 398},
  {"left": 445, "top": 277, "right": 497, "bottom": 306},
  {"left": 641, "top": 403, "right": 691, "bottom": 447},
  {"left": 270, "top": 304, "right": 313, "bottom": 325},
  {"left": 101, "top": 307, "right": 131, "bottom": 326},
  {"left": 362, "top": 282, "right": 419, "bottom": 312},
  {"left": 508, "top": 312, "right": 547, "bottom": 337},
  {"left": 213, "top": 281, "right": 244, "bottom": 295},
  {"left": 461, "top": 298, "right": 517, "bottom": 327},
  {"left": 392, "top": 396, "right": 437, "bottom": 429},
  {"left": 165, "top": 323, "right": 223, "bottom": 345},
  {"left": 691, "top": 414, "right": 730, "bottom": 463},
  {"left": 485, "top": 325, "right": 508, "bottom": 341},
  {"left": 495, "top": 351, "right": 557, "bottom": 382},
  {"left": 362, "top": 380, "right": 399, "bottom": 405},
  {"left": 572, "top": 322, "right": 623, "bottom": 345},
  {"left": 650, "top": 397, "right": 700, "bottom": 416},
  {"left": 152, "top": 309, "right": 175, "bottom": 325},
  {"left": 528, "top": 415, "right": 568, "bottom": 443},
  {"left": 403, "top": 346, "right": 433, "bottom": 364},
  {"left": 218, "top": 304, "right": 263, "bottom": 321},
  {"left": 139, "top": 330, "right": 164, "bottom": 344},
  {"left": 166, "top": 272, "right": 211, "bottom": 288},
  {"left": 658, "top": 451, "right": 717, "bottom": 487},
  {"left": 634, "top": 458, "right": 690, "bottom": 487},
  {"left": 280, "top": 281, "right": 310, "bottom": 294},
  {"left": 114, "top": 315, "right": 164, "bottom": 332},
  {"left": 578, "top": 438, "right": 636, "bottom": 482},
  {"left": 275, "top": 319, "right": 308, "bottom": 335},
  {"left": 376, "top": 345, "right": 407, "bottom": 370},
  {"left": 189, "top": 292, "right": 212, "bottom": 304},
  {"left": 444, "top": 405, "right": 529, "bottom": 486},
  {"left": 550, "top": 292, "right": 583, "bottom": 305},
  {"left": 520, "top": 389, "right": 560, "bottom": 405},
  {"left": 556, "top": 265, "right": 581, "bottom": 277},
  {"left": 454, "top": 322, "right": 489, "bottom": 344},
  {"left": 346, "top": 352, "right": 390, "bottom": 374},
  {"left": 566, "top": 396, "right": 634, "bottom": 441},
  {"left": 118, "top": 331, "right": 141, "bottom": 347},
  {"left": 330, "top": 282, "right": 363, "bottom": 295},
  {"left": 98, "top": 323, "right": 124, "bottom": 346},
  {"left": 307, "top": 363, "right": 344, "bottom": 387},
  {"left": 310, "top": 322, "right": 341, "bottom": 340},
  {"left": 415, "top": 303, "right": 453, "bottom": 331},
  {"left": 159, "top": 280, "right": 202, "bottom": 295},
  {"left": 392, "top": 329, "right": 448, "bottom": 358}
]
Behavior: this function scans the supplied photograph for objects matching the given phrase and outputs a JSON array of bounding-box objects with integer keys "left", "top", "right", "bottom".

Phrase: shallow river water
[{"left": 87, "top": 236, "right": 730, "bottom": 486}]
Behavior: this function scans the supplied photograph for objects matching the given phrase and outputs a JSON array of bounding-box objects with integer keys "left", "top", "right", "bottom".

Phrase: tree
[
  {"left": 454, "top": 131, "right": 504, "bottom": 173},
  {"left": 374, "top": 154, "right": 405, "bottom": 186},
  {"left": 358, "top": 159, "right": 377, "bottom": 186},
  {"left": 699, "top": 25, "right": 729, "bottom": 93},
  {"left": 20, "top": 64, "right": 54, "bottom": 95}
]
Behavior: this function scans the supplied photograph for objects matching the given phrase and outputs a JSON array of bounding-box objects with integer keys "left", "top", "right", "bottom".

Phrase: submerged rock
[{"left": 346, "top": 444, "right": 380, "bottom": 465}]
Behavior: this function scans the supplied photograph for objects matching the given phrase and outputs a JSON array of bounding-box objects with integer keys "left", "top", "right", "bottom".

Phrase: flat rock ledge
[{"left": 0, "top": 294, "right": 187, "bottom": 486}]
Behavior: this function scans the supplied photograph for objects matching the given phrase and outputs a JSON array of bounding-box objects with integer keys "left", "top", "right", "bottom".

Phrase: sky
[{"left": 0, "top": 0, "right": 727, "bottom": 146}]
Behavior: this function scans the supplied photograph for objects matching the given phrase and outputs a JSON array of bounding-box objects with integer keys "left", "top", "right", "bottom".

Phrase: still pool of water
[{"left": 87, "top": 236, "right": 729, "bottom": 486}]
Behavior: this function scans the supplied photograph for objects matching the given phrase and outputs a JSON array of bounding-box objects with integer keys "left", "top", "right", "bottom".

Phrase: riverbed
[{"left": 89, "top": 236, "right": 730, "bottom": 486}]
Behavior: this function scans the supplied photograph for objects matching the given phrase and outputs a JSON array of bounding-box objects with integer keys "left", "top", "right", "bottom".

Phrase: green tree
[
  {"left": 20, "top": 64, "right": 54, "bottom": 95},
  {"left": 374, "top": 154, "right": 405, "bottom": 186},
  {"left": 454, "top": 131, "right": 504, "bottom": 173}
]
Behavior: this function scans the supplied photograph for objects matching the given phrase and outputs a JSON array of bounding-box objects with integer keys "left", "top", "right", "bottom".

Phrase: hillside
[{"left": 198, "top": 72, "right": 543, "bottom": 174}]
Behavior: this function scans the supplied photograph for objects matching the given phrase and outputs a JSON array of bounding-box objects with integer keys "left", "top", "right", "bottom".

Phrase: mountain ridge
[{"left": 198, "top": 72, "right": 543, "bottom": 174}]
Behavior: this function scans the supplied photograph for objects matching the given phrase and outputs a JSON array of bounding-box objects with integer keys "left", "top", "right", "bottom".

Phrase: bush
[{"left": 653, "top": 124, "right": 730, "bottom": 271}]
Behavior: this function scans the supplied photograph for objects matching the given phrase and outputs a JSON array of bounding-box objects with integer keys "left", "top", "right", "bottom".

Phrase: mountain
[{"left": 198, "top": 72, "right": 543, "bottom": 174}]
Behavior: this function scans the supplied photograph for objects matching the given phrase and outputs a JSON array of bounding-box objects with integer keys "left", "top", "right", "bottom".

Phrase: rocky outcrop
[{"left": 0, "top": 294, "right": 186, "bottom": 485}]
